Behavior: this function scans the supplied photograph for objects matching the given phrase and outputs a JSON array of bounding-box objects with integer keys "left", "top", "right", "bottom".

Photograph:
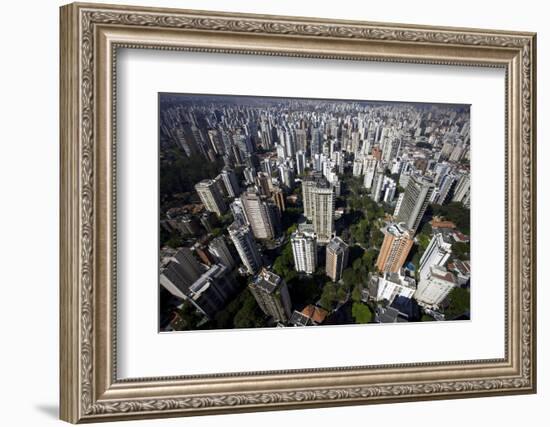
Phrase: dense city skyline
[{"left": 158, "top": 93, "right": 471, "bottom": 332}]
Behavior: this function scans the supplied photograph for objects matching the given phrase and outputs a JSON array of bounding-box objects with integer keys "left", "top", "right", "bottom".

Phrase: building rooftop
[
  {"left": 383, "top": 222, "right": 412, "bottom": 238},
  {"left": 289, "top": 310, "right": 313, "bottom": 326},
  {"left": 382, "top": 270, "right": 417, "bottom": 289},
  {"left": 298, "top": 223, "right": 315, "bottom": 234},
  {"left": 195, "top": 179, "right": 215, "bottom": 188},
  {"left": 301, "top": 305, "right": 328, "bottom": 324},
  {"left": 430, "top": 265, "right": 456, "bottom": 284},
  {"left": 252, "top": 269, "right": 283, "bottom": 294},
  {"left": 189, "top": 264, "right": 227, "bottom": 294},
  {"left": 449, "top": 259, "right": 471, "bottom": 276},
  {"left": 430, "top": 218, "right": 457, "bottom": 229},
  {"left": 327, "top": 236, "right": 348, "bottom": 253}
]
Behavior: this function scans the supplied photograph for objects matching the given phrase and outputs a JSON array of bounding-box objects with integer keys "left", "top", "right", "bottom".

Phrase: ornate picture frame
[{"left": 60, "top": 2, "right": 536, "bottom": 423}]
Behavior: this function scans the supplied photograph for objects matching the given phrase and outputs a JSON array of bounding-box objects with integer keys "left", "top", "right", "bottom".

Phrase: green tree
[
  {"left": 444, "top": 287, "right": 470, "bottom": 319},
  {"left": 319, "top": 283, "right": 338, "bottom": 311},
  {"left": 272, "top": 242, "right": 296, "bottom": 282},
  {"left": 370, "top": 228, "right": 384, "bottom": 248},
  {"left": 351, "top": 285, "right": 363, "bottom": 303},
  {"left": 165, "top": 235, "right": 183, "bottom": 249},
  {"left": 452, "top": 241, "right": 470, "bottom": 260},
  {"left": 233, "top": 292, "right": 267, "bottom": 328},
  {"left": 342, "top": 268, "right": 358, "bottom": 289},
  {"left": 431, "top": 202, "right": 470, "bottom": 235},
  {"left": 352, "top": 302, "right": 373, "bottom": 323},
  {"left": 173, "top": 301, "right": 202, "bottom": 331},
  {"left": 336, "top": 286, "right": 348, "bottom": 302},
  {"left": 362, "top": 249, "right": 378, "bottom": 271}
]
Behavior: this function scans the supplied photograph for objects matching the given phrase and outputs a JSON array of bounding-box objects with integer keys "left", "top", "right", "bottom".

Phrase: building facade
[
  {"left": 290, "top": 230, "right": 317, "bottom": 274},
  {"left": 195, "top": 179, "right": 227, "bottom": 216},
  {"left": 326, "top": 236, "right": 349, "bottom": 282},
  {"left": 240, "top": 190, "right": 277, "bottom": 240},
  {"left": 395, "top": 174, "right": 435, "bottom": 233},
  {"left": 414, "top": 265, "right": 456, "bottom": 308},
  {"left": 228, "top": 223, "right": 262, "bottom": 274},
  {"left": 418, "top": 233, "right": 452, "bottom": 283},
  {"left": 311, "top": 184, "right": 335, "bottom": 244},
  {"left": 376, "top": 223, "right": 414, "bottom": 273},
  {"left": 208, "top": 236, "right": 237, "bottom": 269},
  {"left": 249, "top": 269, "right": 292, "bottom": 322},
  {"left": 369, "top": 271, "right": 417, "bottom": 305}
]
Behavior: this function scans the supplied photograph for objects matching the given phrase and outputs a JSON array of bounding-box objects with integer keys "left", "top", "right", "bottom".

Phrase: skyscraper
[
  {"left": 195, "top": 179, "right": 227, "bottom": 216},
  {"left": 271, "top": 186, "right": 286, "bottom": 215},
  {"left": 295, "top": 150, "right": 306, "bottom": 175},
  {"left": 418, "top": 233, "right": 452, "bottom": 283},
  {"left": 220, "top": 167, "right": 240, "bottom": 198},
  {"left": 452, "top": 172, "right": 470, "bottom": 207},
  {"left": 311, "top": 184, "right": 335, "bottom": 244},
  {"left": 255, "top": 171, "right": 272, "bottom": 197},
  {"left": 249, "top": 269, "right": 292, "bottom": 322},
  {"left": 376, "top": 223, "right": 414, "bottom": 273},
  {"left": 240, "top": 189, "right": 277, "bottom": 240},
  {"left": 370, "top": 169, "right": 386, "bottom": 203},
  {"left": 310, "top": 127, "right": 321, "bottom": 157},
  {"left": 353, "top": 157, "right": 363, "bottom": 177},
  {"left": 436, "top": 173, "right": 456, "bottom": 205},
  {"left": 302, "top": 178, "right": 317, "bottom": 220},
  {"left": 229, "top": 198, "right": 248, "bottom": 227},
  {"left": 228, "top": 223, "right": 262, "bottom": 274},
  {"left": 208, "top": 236, "right": 237, "bottom": 269},
  {"left": 362, "top": 156, "right": 378, "bottom": 190},
  {"left": 326, "top": 236, "right": 349, "bottom": 282},
  {"left": 278, "top": 162, "right": 295, "bottom": 190},
  {"left": 396, "top": 174, "right": 435, "bottom": 233},
  {"left": 290, "top": 230, "right": 317, "bottom": 274}
]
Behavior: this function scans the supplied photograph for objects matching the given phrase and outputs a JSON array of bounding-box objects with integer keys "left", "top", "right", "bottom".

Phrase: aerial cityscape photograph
[{"left": 158, "top": 93, "right": 471, "bottom": 332}]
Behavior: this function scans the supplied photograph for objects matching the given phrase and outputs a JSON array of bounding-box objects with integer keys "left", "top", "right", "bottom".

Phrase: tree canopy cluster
[
  {"left": 430, "top": 202, "right": 471, "bottom": 235},
  {"left": 352, "top": 302, "right": 373, "bottom": 323},
  {"left": 161, "top": 150, "right": 223, "bottom": 204},
  {"left": 443, "top": 287, "right": 470, "bottom": 319}
]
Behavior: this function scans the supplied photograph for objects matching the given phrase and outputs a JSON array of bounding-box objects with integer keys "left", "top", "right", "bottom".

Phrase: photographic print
[{"left": 158, "top": 93, "right": 471, "bottom": 332}]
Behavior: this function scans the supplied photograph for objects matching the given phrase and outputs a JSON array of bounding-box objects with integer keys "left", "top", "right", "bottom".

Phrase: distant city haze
[{"left": 158, "top": 93, "right": 471, "bottom": 332}]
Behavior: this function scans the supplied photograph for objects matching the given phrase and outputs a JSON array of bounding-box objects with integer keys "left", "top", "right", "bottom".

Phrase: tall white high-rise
[
  {"left": 418, "top": 233, "right": 452, "bottom": 283},
  {"left": 302, "top": 178, "right": 317, "bottom": 220},
  {"left": 436, "top": 173, "right": 456, "bottom": 205},
  {"left": 195, "top": 179, "right": 227, "bottom": 216},
  {"left": 290, "top": 230, "right": 317, "bottom": 274},
  {"left": 208, "top": 236, "right": 236, "bottom": 269},
  {"left": 311, "top": 184, "right": 335, "bottom": 244},
  {"left": 393, "top": 193, "right": 405, "bottom": 217},
  {"left": 228, "top": 223, "right": 262, "bottom": 274},
  {"left": 452, "top": 172, "right": 470, "bottom": 207},
  {"left": 370, "top": 169, "right": 386, "bottom": 202},
  {"left": 353, "top": 157, "right": 363, "bottom": 177},
  {"left": 295, "top": 150, "right": 306, "bottom": 175},
  {"left": 396, "top": 174, "right": 435, "bottom": 233},
  {"left": 220, "top": 167, "right": 240, "bottom": 198},
  {"left": 240, "top": 190, "right": 277, "bottom": 240},
  {"left": 363, "top": 156, "right": 378, "bottom": 190}
]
